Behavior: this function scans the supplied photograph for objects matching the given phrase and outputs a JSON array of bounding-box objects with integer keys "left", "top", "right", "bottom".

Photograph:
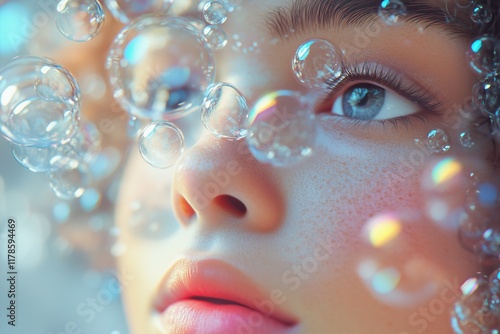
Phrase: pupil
[{"left": 342, "top": 84, "right": 385, "bottom": 120}]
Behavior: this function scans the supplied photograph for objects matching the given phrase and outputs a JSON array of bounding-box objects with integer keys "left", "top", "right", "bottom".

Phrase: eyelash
[{"left": 318, "top": 61, "right": 443, "bottom": 129}]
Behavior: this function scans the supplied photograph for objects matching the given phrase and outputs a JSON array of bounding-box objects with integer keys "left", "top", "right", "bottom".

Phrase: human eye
[{"left": 317, "top": 62, "right": 442, "bottom": 128}]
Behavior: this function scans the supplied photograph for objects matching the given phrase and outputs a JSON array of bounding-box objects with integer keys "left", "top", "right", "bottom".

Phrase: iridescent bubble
[
  {"left": 426, "top": 128, "right": 451, "bottom": 153},
  {"left": 473, "top": 78, "right": 500, "bottom": 117},
  {"left": 56, "top": 0, "right": 105, "bottom": 42},
  {"left": 0, "top": 57, "right": 80, "bottom": 147},
  {"left": 470, "top": 4, "right": 492, "bottom": 24},
  {"left": 459, "top": 131, "right": 475, "bottom": 148},
  {"left": 202, "top": 25, "right": 228, "bottom": 50},
  {"left": 292, "top": 39, "right": 342, "bottom": 89},
  {"left": 457, "top": 0, "right": 476, "bottom": 9},
  {"left": 202, "top": 1, "right": 228, "bottom": 25},
  {"left": 104, "top": 0, "right": 173, "bottom": 23},
  {"left": 139, "top": 121, "right": 184, "bottom": 169},
  {"left": 378, "top": 0, "right": 407, "bottom": 26},
  {"left": 358, "top": 212, "right": 443, "bottom": 307},
  {"left": 467, "top": 36, "right": 500, "bottom": 76},
  {"left": 451, "top": 276, "right": 500, "bottom": 333},
  {"left": 49, "top": 153, "right": 91, "bottom": 199},
  {"left": 201, "top": 83, "right": 249, "bottom": 140},
  {"left": 107, "top": 16, "right": 215, "bottom": 120},
  {"left": 11, "top": 143, "right": 58, "bottom": 173},
  {"left": 246, "top": 91, "right": 317, "bottom": 167},
  {"left": 421, "top": 157, "right": 465, "bottom": 192}
]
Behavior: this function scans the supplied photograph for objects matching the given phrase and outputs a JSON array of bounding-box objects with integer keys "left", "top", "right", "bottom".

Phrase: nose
[{"left": 171, "top": 134, "right": 285, "bottom": 233}]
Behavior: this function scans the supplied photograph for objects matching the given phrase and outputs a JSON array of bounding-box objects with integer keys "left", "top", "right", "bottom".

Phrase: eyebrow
[{"left": 265, "top": 0, "right": 475, "bottom": 40}]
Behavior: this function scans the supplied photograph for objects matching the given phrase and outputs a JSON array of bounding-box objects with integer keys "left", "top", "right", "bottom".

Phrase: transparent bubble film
[
  {"left": 246, "top": 91, "right": 317, "bottom": 167},
  {"left": 139, "top": 121, "right": 184, "bottom": 169},
  {"left": 292, "top": 38, "right": 342, "bottom": 89},
  {"left": 56, "top": 0, "right": 105, "bottom": 42},
  {"left": 0, "top": 56, "right": 80, "bottom": 147},
  {"left": 201, "top": 82, "right": 249, "bottom": 140},
  {"left": 104, "top": 0, "right": 174, "bottom": 23},
  {"left": 107, "top": 16, "right": 215, "bottom": 120},
  {"left": 378, "top": 0, "right": 408, "bottom": 26}
]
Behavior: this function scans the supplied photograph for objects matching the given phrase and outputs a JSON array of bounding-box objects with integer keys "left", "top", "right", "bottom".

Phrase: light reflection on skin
[{"left": 115, "top": 1, "right": 494, "bottom": 333}]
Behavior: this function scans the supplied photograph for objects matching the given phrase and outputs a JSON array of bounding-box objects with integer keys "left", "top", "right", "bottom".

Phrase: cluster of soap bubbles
[
  {"left": 0, "top": 56, "right": 101, "bottom": 199},
  {"left": 451, "top": 272, "right": 500, "bottom": 333}
]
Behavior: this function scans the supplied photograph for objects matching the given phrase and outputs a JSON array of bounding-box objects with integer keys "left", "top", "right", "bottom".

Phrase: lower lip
[{"left": 158, "top": 299, "right": 295, "bottom": 334}]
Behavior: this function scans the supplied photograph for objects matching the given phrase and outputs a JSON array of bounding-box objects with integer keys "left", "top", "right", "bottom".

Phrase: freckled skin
[{"left": 115, "top": 1, "right": 492, "bottom": 333}]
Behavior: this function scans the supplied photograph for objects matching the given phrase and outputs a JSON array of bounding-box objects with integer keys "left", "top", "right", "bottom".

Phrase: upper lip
[{"left": 153, "top": 258, "right": 297, "bottom": 326}]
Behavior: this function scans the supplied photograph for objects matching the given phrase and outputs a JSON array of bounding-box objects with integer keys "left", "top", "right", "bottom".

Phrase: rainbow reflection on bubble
[
  {"left": 245, "top": 90, "right": 317, "bottom": 167},
  {"left": 431, "top": 157, "right": 463, "bottom": 186},
  {"left": 363, "top": 213, "right": 402, "bottom": 248}
]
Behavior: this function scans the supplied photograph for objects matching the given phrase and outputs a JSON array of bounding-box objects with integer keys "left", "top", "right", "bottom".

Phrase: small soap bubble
[
  {"left": 467, "top": 36, "right": 500, "bottom": 76},
  {"left": 473, "top": 79, "right": 500, "bottom": 117},
  {"left": 246, "top": 91, "right": 317, "bottom": 167},
  {"left": 378, "top": 0, "right": 407, "bottom": 26},
  {"left": 457, "top": 0, "right": 476, "bottom": 9},
  {"left": 139, "top": 121, "right": 184, "bottom": 169},
  {"left": 49, "top": 153, "right": 92, "bottom": 199},
  {"left": 459, "top": 131, "right": 475, "bottom": 148},
  {"left": 79, "top": 188, "right": 101, "bottom": 212},
  {"left": 104, "top": 0, "right": 173, "bottom": 23},
  {"left": 490, "top": 268, "right": 500, "bottom": 294},
  {"left": 202, "top": 25, "right": 228, "bottom": 50},
  {"left": 107, "top": 16, "right": 215, "bottom": 120},
  {"left": 202, "top": 1, "right": 228, "bottom": 25},
  {"left": 11, "top": 143, "right": 58, "bottom": 172},
  {"left": 451, "top": 277, "right": 500, "bottom": 332},
  {"left": 56, "top": 0, "right": 105, "bottom": 42},
  {"left": 470, "top": 4, "right": 492, "bottom": 24},
  {"left": 201, "top": 83, "right": 249, "bottom": 140},
  {"left": 426, "top": 129, "right": 451, "bottom": 153},
  {"left": 0, "top": 57, "right": 80, "bottom": 147},
  {"left": 292, "top": 39, "right": 342, "bottom": 89}
]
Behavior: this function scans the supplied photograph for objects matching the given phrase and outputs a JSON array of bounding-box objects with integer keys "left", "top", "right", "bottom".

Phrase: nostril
[
  {"left": 215, "top": 195, "right": 247, "bottom": 217},
  {"left": 179, "top": 196, "right": 196, "bottom": 220}
]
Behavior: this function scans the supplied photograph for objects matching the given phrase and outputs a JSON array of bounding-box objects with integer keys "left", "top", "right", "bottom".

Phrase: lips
[{"left": 153, "top": 258, "right": 298, "bottom": 334}]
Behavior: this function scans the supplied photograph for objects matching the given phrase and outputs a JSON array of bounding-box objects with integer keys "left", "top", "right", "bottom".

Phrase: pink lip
[{"left": 153, "top": 258, "right": 298, "bottom": 334}]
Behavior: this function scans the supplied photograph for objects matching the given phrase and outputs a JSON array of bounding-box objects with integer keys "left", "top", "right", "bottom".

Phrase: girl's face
[{"left": 115, "top": 1, "right": 493, "bottom": 333}]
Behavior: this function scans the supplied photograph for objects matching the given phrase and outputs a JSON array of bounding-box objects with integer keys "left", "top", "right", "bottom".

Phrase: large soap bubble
[
  {"left": 104, "top": 0, "right": 173, "bottom": 23},
  {"left": 107, "top": 16, "right": 215, "bottom": 120},
  {"left": 0, "top": 56, "right": 80, "bottom": 147}
]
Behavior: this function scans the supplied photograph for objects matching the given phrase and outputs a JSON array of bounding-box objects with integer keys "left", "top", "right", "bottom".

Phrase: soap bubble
[
  {"left": 459, "top": 131, "right": 475, "bottom": 148},
  {"left": 107, "top": 16, "right": 215, "bottom": 120},
  {"left": 56, "top": 0, "right": 105, "bottom": 42},
  {"left": 451, "top": 276, "right": 500, "bottom": 333},
  {"left": 467, "top": 36, "right": 500, "bottom": 76},
  {"left": 358, "top": 212, "right": 442, "bottom": 307},
  {"left": 67, "top": 120, "right": 102, "bottom": 163},
  {"left": 49, "top": 152, "right": 92, "bottom": 199},
  {"left": 139, "top": 121, "right": 184, "bottom": 168},
  {"left": 470, "top": 4, "right": 492, "bottom": 24},
  {"left": 426, "top": 129, "right": 451, "bottom": 153},
  {"left": 473, "top": 78, "right": 500, "bottom": 117},
  {"left": 202, "top": 1, "right": 228, "bottom": 25},
  {"left": 490, "top": 268, "right": 500, "bottom": 294},
  {"left": 11, "top": 143, "right": 58, "bottom": 172},
  {"left": 292, "top": 39, "right": 342, "bottom": 89},
  {"left": 378, "top": 0, "right": 407, "bottom": 26},
  {"left": 104, "top": 0, "right": 173, "bottom": 23},
  {"left": 0, "top": 57, "right": 80, "bottom": 147},
  {"left": 202, "top": 25, "right": 228, "bottom": 50},
  {"left": 201, "top": 83, "right": 248, "bottom": 140},
  {"left": 246, "top": 91, "right": 317, "bottom": 167}
]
